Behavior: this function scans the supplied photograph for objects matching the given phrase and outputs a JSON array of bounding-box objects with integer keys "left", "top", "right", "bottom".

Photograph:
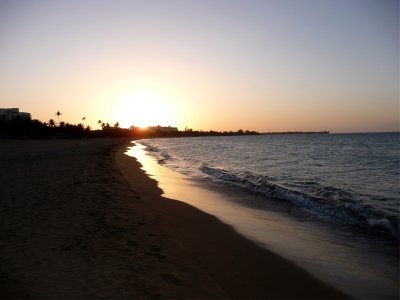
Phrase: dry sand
[{"left": 0, "top": 139, "right": 348, "bottom": 299}]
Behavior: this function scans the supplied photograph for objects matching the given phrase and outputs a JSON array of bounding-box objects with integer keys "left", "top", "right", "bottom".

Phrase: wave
[
  {"left": 137, "top": 140, "right": 399, "bottom": 236},
  {"left": 143, "top": 143, "right": 159, "bottom": 153},
  {"left": 200, "top": 164, "right": 399, "bottom": 236},
  {"left": 140, "top": 142, "right": 172, "bottom": 164}
]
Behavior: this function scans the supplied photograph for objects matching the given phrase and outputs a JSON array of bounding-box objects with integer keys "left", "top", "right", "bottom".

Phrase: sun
[{"left": 114, "top": 91, "right": 176, "bottom": 128}]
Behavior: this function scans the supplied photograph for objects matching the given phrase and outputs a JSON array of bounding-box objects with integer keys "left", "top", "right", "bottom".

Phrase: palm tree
[
  {"left": 114, "top": 122, "right": 119, "bottom": 128},
  {"left": 55, "top": 111, "right": 62, "bottom": 125},
  {"left": 48, "top": 119, "right": 55, "bottom": 127},
  {"left": 98, "top": 120, "right": 102, "bottom": 129}
]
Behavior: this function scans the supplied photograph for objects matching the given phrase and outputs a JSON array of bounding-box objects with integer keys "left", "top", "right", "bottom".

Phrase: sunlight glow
[{"left": 114, "top": 90, "right": 176, "bottom": 128}]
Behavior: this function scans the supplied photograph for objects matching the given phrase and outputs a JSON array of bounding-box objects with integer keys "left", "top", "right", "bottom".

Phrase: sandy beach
[{"left": 0, "top": 139, "right": 348, "bottom": 299}]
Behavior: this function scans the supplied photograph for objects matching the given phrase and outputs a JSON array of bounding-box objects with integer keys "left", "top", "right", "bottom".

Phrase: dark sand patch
[{"left": 0, "top": 139, "right": 348, "bottom": 299}]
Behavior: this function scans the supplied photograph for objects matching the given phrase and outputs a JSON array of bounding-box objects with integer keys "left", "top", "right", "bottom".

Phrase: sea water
[
  {"left": 129, "top": 133, "right": 399, "bottom": 299},
  {"left": 139, "top": 133, "right": 399, "bottom": 236}
]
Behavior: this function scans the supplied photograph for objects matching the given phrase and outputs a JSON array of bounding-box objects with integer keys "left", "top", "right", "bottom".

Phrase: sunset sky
[{"left": 0, "top": 0, "right": 398, "bottom": 133}]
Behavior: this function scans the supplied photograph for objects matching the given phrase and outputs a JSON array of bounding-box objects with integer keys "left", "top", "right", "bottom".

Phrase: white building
[{"left": 0, "top": 108, "right": 31, "bottom": 122}]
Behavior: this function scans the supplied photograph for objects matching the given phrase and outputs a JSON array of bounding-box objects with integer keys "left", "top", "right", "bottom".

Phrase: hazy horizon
[{"left": 0, "top": 0, "right": 398, "bottom": 133}]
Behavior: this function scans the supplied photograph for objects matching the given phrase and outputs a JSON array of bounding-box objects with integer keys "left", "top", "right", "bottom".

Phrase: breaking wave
[
  {"left": 138, "top": 138, "right": 399, "bottom": 237},
  {"left": 199, "top": 164, "right": 399, "bottom": 236}
]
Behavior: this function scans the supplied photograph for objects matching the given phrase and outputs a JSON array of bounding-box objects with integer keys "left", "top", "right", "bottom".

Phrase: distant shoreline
[{"left": 260, "top": 131, "right": 330, "bottom": 135}]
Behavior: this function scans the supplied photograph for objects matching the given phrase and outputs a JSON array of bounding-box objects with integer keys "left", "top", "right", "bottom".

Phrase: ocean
[
  {"left": 128, "top": 132, "right": 399, "bottom": 299},
  {"left": 138, "top": 132, "right": 399, "bottom": 236}
]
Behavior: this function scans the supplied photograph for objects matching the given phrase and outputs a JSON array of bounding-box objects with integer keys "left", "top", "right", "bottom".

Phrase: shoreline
[
  {"left": 0, "top": 138, "right": 347, "bottom": 298},
  {"left": 128, "top": 141, "right": 400, "bottom": 299},
  {"left": 116, "top": 141, "right": 348, "bottom": 299}
]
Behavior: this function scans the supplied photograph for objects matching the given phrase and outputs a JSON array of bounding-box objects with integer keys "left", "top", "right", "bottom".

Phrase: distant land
[
  {"left": 0, "top": 112, "right": 260, "bottom": 139},
  {"left": 261, "top": 131, "right": 330, "bottom": 135},
  {"left": 0, "top": 108, "right": 332, "bottom": 139}
]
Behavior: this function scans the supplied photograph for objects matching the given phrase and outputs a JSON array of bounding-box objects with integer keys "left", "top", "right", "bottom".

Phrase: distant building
[
  {"left": 130, "top": 125, "right": 179, "bottom": 133},
  {"left": 148, "top": 126, "right": 178, "bottom": 133},
  {"left": 0, "top": 108, "right": 31, "bottom": 122}
]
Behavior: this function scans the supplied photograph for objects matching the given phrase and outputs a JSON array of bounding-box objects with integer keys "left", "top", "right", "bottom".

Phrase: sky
[{"left": 0, "top": 0, "right": 398, "bottom": 133}]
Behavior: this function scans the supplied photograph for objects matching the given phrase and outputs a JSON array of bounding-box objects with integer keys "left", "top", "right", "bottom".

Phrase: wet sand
[
  {"left": 127, "top": 144, "right": 400, "bottom": 300},
  {"left": 0, "top": 139, "right": 348, "bottom": 299}
]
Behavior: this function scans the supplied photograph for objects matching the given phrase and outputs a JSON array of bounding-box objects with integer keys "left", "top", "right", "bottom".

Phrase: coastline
[
  {"left": 0, "top": 139, "right": 347, "bottom": 299},
  {"left": 128, "top": 140, "right": 400, "bottom": 300},
  {"left": 116, "top": 141, "right": 348, "bottom": 299}
]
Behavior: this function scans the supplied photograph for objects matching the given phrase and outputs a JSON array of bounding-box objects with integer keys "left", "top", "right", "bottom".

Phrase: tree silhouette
[
  {"left": 98, "top": 120, "right": 102, "bottom": 129},
  {"left": 48, "top": 119, "right": 55, "bottom": 127},
  {"left": 114, "top": 122, "right": 120, "bottom": 128},
  {"left": 55, "top": 111, "right": 62, "bottom": 125}
]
